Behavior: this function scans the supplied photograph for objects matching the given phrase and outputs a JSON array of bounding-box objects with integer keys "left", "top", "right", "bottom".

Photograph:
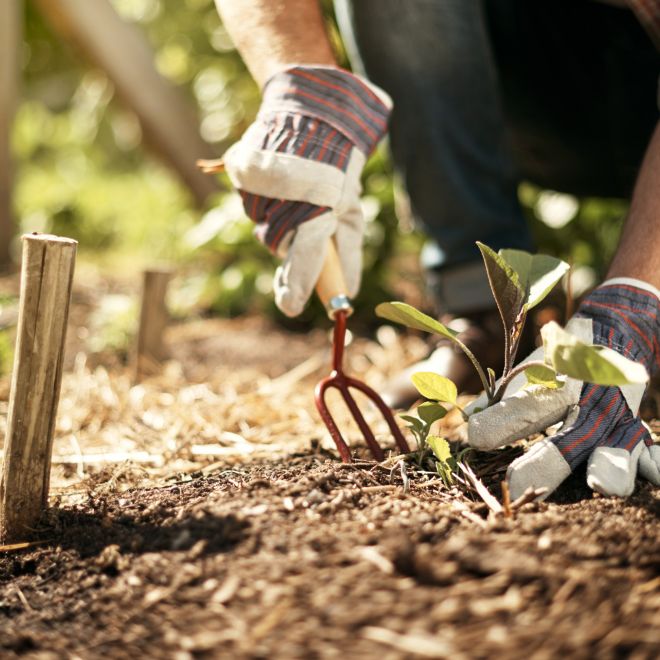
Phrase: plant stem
[
  {"left": 451, "top": 336, "right": 493, "bottom": 400},
  {"left": 502, "top": 320, "right": 512, "bottom": 382},
  {"left": 508, "top": 310, "right": 528, "bottom": 370},
  {"left": 455, "top": 404, "right": 469, "bottom": 423},
  {"left": 491, "top": 359, "right": 549, "bottom": 404}
]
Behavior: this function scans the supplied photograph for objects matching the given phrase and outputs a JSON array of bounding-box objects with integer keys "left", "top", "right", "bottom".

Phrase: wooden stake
[
  {"left": 135, "top": 268, "right": 172, "bottom": 381},
  {"left": 0, "top": 234, "right": 77, "bottom": 543}
]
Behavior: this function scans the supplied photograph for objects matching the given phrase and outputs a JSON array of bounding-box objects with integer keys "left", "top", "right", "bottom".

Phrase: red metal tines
[{"left": 314, "top": 310, "right": 411, "bottom": 463}]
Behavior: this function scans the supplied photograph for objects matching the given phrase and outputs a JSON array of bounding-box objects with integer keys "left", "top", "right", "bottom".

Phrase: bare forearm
[
  {"left": 214, "top": 0, "right": 337, "bottom": 87},
  {"left": 607, "top": 122, "right": 660, "bottom": 288}
]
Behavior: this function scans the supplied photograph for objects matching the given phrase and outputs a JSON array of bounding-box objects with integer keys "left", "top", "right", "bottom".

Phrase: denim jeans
[{"left": 334, "top": 0, "right": 659, "bottom": 314}]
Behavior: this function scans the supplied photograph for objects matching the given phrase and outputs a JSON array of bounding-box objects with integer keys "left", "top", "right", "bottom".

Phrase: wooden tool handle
[
  {"left": 315, "top": 240, "right": 353, "bottom": 319},
  {"left": 196, "top": 158, "right": 225, "bottom": 174}
]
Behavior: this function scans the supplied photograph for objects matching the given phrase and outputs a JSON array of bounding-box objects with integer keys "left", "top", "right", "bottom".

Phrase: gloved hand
[
  {"left": 222, "top": 65, "right": 391, "bottom": 317},
  {"left": 468, "top": 278, "right": 660, "bottom": 500}
]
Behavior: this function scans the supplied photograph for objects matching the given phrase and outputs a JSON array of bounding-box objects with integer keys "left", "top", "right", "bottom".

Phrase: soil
[{"left": 0, "top": 274, "right": 659, "bottom": 659}]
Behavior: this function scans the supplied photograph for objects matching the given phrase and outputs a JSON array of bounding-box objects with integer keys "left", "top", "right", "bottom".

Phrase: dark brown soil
[
  {"left": 1, "top": 273, "right": 659, "bottom": 659},
  {"left": 1, "top": 453, "right": 659, "bottom": 660}
]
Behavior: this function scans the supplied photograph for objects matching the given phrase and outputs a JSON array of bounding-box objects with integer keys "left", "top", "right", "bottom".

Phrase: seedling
[
  {"left": 399, "top": 374, "right": 471, "bottom": 481},
  {"left": 398, "top": 397, "right": 469, "bottom": 484},
  {"left": 399, "top": 400, "right": 448, "bottom": 454},
  {"left": 429, "top": 436, "right": 471, "bottom": 486},
  {"left": 398, "top": 402, "right": 469, "bottom": 484},
  {"left": 377, "top": 243, "right": 648, "bottom": 415}
]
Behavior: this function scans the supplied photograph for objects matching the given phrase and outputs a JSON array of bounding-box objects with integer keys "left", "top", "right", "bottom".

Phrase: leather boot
[{"left": 381, "top": 308, "right": 536, "bottom": 410}]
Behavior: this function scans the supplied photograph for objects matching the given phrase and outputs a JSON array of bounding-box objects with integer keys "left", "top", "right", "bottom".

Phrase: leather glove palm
[{"left": 468, "top": 279, "right": 660, "bottom": 500}]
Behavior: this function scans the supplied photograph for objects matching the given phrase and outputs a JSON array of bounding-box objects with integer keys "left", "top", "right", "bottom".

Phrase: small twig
[
  {"left": 335, "top": 462, "right": 378, "bottom": 470},
  {"left": 510, "top": 486, "right": 548, "bottom": 509},
  {"left": 355, "top": 469, "right": 382, "bottom": 487},
  {"left": 457, "top": 463, "right": 502, "bottom": 515},
  {"left": 358, "top": 485, "right": 398, "bottom": 494},
  {"left": 358, "top": 546, "right": 395, "bottom": 575},
  {"left": 13, "top": 585, "right": 33, "bottom": 612},
  {"left": 414, "top": 478, "right": 444, "bottom": 488},
  {"left": 399, "top": 460, "right": 410, "bottom": 494},
  {"left": 334, "top": 461, "right": 378, "bottom": 470},
  {"left": 378, "top": 453, "right": 409, "bottom": 468},
  {"left": 0, "top": 540, "right": 49, "bottom": 553},
  {"left": 362, "top": 626, "right": 455, "bottom": 657},
  {"left": 501, "top": 481, "right": 512, "bottom": 518},
  {"left": 452, "top": 471, "right": 469, "bottom": 488},
  {"left": 251, "top": 598, "right": 292, "bottom": 641},
  {"left": 388, "top": 462, "right": 398, "bottom": 484},
  {"left": 460, "top": 509, "right": 488, "bottom": 529}
]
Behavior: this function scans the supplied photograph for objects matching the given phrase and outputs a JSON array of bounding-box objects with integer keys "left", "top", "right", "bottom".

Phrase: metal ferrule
[{"left": 326, "top": 295, "right": 353, "bottom": 320}]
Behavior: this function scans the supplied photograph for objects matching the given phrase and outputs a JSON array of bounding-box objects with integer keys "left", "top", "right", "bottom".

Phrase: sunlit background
[{"left": 3, "top": 0, "right": 630, "bottom": 368}]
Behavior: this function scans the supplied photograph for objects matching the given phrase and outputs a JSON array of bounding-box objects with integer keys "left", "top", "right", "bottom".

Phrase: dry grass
[{"left": 1, "top": 313, "right": 436, "bottom": 502}]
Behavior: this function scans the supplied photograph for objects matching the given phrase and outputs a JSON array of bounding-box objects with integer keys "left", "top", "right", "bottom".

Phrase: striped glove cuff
[
  {"left": 575, "top": 278, "right": 660, "bottom": 374},
  {"left": 259, "top": 66, "right": 392, "bottom": 158},
  {"left": 241, "top": 114, "right": 356, "bottom": 174}
]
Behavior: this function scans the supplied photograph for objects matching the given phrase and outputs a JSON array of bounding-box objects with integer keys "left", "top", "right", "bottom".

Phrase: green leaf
[
  {"left": 375, "top": 302, "right": 458, "bottom": 341},
  {"left": 428, "top": 436, "right": 451, "bottom": 464},
  {"left": 542, "top": 321, "right": 649, "bottom": 386},
  {"left": 411, "top": 372, "right": 458, "bottom": 404},
  {"left": 435, "top": 462, "right": 453, "bottom": 485},
  {"left": 417, "top": 401, "right": 447, "bottom": 425},
  {"left": 476, "top": 242, "right": 525, "bottom": 345},
  {"left": 487, "top": 367, "right": 497, "bottom": 390},
  {"left": 499, "top": 249, "right": 570, "bottom": 312},
  {"left": 399, "top": 414, "right": 424, "bottom": 434},
  {"left": 524, "top": 363, "right": 564, "bottom": 389}
]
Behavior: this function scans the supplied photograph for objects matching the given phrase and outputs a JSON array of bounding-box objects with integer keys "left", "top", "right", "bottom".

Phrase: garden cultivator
[
  {"left": 314, "top": 242, "right": 410, "bottom": 463},
  {"left": 195, "top": 161, "right": 409, "bottom": 463}
]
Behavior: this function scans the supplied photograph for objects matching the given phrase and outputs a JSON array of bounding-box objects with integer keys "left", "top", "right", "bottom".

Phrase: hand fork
[
  {"left": 195, "top": 160, "right": 410, "bottom": 463},
  {"left": 315, "top": 241, "right": 410, "bottom": 463}
]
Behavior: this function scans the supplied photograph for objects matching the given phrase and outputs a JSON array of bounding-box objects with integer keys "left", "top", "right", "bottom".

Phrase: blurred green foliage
[
  {"left": 0, "top": 293, "right": 16, "bottom": 375},
  {"left": 12, "top": 0, "right": 629, "bottom": 331},
  {"left": 86, "top": 294, "right": 139, "bottom": 354},
  {"left": 521, "top": 185, "right": 627, "bottom": 298},
  {"left": 15, "top": 0, "right": 246, "bottom": 262},
  {"left": 0, "top": 331, "right": 13, "bottom": 375}
]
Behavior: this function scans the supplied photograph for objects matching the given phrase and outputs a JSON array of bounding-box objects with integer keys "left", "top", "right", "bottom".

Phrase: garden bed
[{"left": 0, "top": 276, "right": 659, "bottom": 659}]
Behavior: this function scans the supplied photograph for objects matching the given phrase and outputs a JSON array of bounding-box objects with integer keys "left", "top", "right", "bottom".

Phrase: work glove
[
  {"left": 468, "top": 279, "right": 660, "bottom": 500},
  {"left": 222, "top": 65, "right": 392, "bottom": 316}
]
